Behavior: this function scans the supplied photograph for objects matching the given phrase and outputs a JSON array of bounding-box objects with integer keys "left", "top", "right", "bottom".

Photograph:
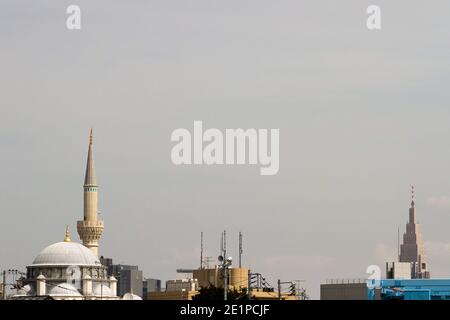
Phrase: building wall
[
  {"left": 166, "top": 279, "right": 198, "bottom": 292},
  {"left": 320, "top": 283, "right": 369, "bottom": 300},
  {"left": 147, "top": 290, "right": 198, "bottom": 300},
  {"left": 118, "top": 269, "right": 143, "bottom": 297},
  {"left": 100, "top": 260, "right": 144, "bottom": 298},
  {"left": 143, "top": 278, "right": 161, "bottom": 297}
]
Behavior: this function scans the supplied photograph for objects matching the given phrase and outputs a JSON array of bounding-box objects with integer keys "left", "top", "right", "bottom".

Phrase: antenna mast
[{"left": 223, "top": 230, "right": 227, "bottom": 259}]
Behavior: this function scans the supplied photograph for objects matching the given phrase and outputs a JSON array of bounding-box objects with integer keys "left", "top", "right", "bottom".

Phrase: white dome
[
  {"left": 49, "top": 283, "right": 82, "bottom": 296},
  {"left": 93, "top": 284, "right": 113, "bottom": 297},
  {"left": 122, "top": 292, "right": 143, "bottom": 300},
  {"left": 32, "top": 242, "right": 101, "bottom": 266}
]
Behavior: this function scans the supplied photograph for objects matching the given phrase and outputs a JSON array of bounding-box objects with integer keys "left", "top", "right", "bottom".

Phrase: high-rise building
[
  {"left": 399, "top": 186, "right": 430, "bottom": 279},
  {"left": 143, "top": 278, "right": 162, "bottom": 296},
  {"left": 77, "top": 129, "right": 104, "bottom": 257},
  {"left": 100, "top": 257, "right": 143, "bottom": 297}
]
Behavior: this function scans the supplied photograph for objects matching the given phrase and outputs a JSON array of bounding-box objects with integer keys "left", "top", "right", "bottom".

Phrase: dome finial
[
  {"left": 64, "top": 225, "right": 71, "bottom": 242},
  {"left": 90, "top": 128, "right": 93, "bottom": 145}
]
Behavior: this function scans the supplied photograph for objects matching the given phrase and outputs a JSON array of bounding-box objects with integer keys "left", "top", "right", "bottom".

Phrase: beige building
[
  {"left": 147, "top": 268, "right": 249, "bottom": 300},
  {"left": 148, "top": 267, "right": 298, "bottom": 300},
  {"left": 193, "top": 267, "right": 249, "bottom": 291}
]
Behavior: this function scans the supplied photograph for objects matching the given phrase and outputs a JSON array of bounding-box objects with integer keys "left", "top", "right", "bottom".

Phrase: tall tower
[
  {"left": 77, "top": 129, "right": 104, "bottom": 256},
  {"left": 399, "top": 186, "right": 430, "bottom": 278}
]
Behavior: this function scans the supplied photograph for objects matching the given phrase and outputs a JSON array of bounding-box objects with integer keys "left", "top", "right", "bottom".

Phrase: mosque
[{"left": 12, "top": 130, "right": 138, "bottom": 300}]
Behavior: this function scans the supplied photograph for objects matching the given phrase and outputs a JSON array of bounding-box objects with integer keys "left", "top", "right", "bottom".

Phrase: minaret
[
  {"left": 77, "top": 129, "right": 104, "bottom": 256},
  {"left": 399, "top": 186, "right": 430, "bottom": 278}
]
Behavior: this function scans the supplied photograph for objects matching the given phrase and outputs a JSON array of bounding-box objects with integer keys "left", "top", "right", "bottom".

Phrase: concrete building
[
  {"left": 166, "top": 279, "right": 198, "bottom": 292},
  {"left": 147, "top": 278, "right": 199, "bottom": 300},
  {"left": 147, "top": 267, "right": 249, "bottom": 300},
  {"left": 100, "top": 257, "right": 144, "bottom": 297},
  {"left": 386, "top": 262, "right": 412, "bottom": 279},
  {"left": 143, "top": 278, "right": 162, "bottom": 297},
  {"left": 148, "top": 289, "right": 199, "bottom": 300},
  {"left": 399, "top": 186, "right": 430, "bottom": 279}
]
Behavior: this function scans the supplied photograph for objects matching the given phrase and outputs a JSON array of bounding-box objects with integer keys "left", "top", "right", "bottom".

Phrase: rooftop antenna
[
  {"left": 239, "top": 232, "right": 243, "bottom": 268},
  {"left": 200, "top": 232, "right": 204, "bottom": 269},
  {"left": 223, "top": 230, "right": 227, "bottom": 259},
  {"left": 220, "top": 232, "right": 223, "bottom": 257}
]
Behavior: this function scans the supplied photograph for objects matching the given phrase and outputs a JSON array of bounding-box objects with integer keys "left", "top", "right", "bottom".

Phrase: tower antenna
[{"left": 223, "top": 230, "right": 227, "bottom": 259}]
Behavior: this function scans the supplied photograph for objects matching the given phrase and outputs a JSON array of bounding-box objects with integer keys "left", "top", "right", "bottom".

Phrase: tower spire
[
  {"left": 400, "top": 185, "right": 430, "bottom": 278},
  {"left": 84, "top": 129, "right": 97, "bottom": 186}
]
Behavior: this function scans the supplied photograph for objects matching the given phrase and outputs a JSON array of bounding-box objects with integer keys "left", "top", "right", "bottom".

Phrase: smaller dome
[
  {"left": 49, "top": 283, "right": 82, "bottom": 296},
  {"left": 93, "top": 284, "right": 113, "bottom": 297},
  {"left": 122, "top": 292, "right": 143, "bottom": 300}
]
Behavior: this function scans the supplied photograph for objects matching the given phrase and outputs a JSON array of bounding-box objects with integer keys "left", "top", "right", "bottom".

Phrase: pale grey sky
[{"left": 1, "top": 1, "right": 450, "bottom": 299}]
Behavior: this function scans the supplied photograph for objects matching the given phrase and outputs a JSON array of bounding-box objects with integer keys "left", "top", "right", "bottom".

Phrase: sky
[{"left": 1, "top": 0, "right": 450, "bottom": 299}]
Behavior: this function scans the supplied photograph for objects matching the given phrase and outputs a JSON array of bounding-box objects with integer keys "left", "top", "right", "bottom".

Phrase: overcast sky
[{"left": 1, "top": 0, "right": 450, "bottom": 299}]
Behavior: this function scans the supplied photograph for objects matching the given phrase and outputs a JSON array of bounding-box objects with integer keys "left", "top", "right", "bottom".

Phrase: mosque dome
[
  {"left": 48, "top": 283, "right": 82, "bottom": 296},
  {"left": 32, "top": 241, "right": 101, "bottom": 266}
]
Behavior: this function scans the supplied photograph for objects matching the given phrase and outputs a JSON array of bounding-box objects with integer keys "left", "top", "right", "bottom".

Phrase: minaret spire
[
  {"left": 77, "top": 129, "right": 104, "bottom": 256},
  {"left": 411, "top": 185, "right": 415, "bottom": 208},
  {"left": 84, "top": 128, "right": 97, "bottom": 187}
]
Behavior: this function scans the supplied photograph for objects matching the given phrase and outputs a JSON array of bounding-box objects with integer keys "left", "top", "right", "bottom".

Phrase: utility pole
[
  {"left": 239, "top": 232, "right": 243, "bottom": 268},
  {"left": 224, "top": 264, "right": 228, "bottom": 301},
  {"left": 277, "top": 279, "right": 281, "bottom": 300},
  {"left": 247, "top": 270, "right": 252, "bottom": 300},
  {"left": 2, "top": 270, "right": 6, "bottom": 300},
  {"left": 218, "top": 230, "right": 232, "bottom": 301},
  {"left": 200, "top": 232, "right": 204, "bottom": 269}
]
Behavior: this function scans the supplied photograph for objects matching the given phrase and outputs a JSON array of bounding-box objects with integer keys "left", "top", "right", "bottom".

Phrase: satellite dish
[{"left": 218, "top": 255, "right": 224, "bottom": 262}]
